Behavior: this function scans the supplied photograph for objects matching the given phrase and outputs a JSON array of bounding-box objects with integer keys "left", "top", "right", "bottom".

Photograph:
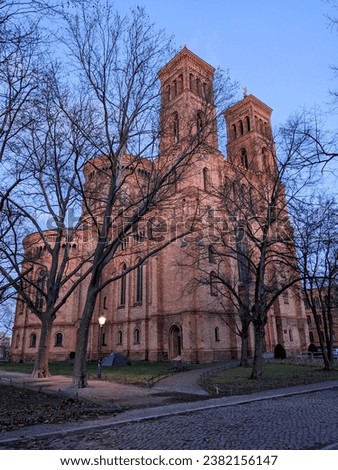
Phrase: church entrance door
[{"left": 169, "top": 325, "right": 182, "bottom": 359}]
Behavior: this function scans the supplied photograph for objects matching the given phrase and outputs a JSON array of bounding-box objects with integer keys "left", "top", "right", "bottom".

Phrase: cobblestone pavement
[{"left": 2, "top": 388, "right": 338, "bottom": 450}]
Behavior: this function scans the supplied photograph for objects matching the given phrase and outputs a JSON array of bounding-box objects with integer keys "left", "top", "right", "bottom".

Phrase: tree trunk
[
  {"left": 250, "top": 324, "right": 265, "bottom": 380},
  {"left": 72, "top": 284, "right": 98, "bottom": 388},
  {"left": 31, "top": 316, "right": 53, "bottom": 378},
  {"left": 239, "top": 322, "right": 249, "bottom": 367}
]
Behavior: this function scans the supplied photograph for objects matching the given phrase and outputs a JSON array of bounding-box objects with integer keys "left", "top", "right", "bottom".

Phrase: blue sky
[{"left": 118, "top": 0, "right": 337, "bottom": 131}]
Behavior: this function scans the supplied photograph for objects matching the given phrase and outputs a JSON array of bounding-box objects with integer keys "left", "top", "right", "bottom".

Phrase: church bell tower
[{"left": 158, "top": 47, "right": 219, "bottom": 157}]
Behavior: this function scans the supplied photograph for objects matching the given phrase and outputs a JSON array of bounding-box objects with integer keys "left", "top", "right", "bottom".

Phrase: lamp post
[{"left": 97, "top": 313, "right": 106, "bottom": 379}]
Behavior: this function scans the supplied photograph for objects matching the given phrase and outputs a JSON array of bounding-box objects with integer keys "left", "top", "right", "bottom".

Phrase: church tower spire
[{"left": 158, "top": 47, "right": 219, "bottom": 156}]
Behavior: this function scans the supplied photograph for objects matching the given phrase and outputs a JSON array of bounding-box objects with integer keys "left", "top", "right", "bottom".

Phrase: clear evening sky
[{"left": 118, "top": 0, "right": 337, "bottom": 132}]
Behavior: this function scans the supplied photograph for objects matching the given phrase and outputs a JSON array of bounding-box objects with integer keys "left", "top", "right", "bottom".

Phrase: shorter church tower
[{"left": 224, "top": 94, "right": 277, "bottom": 174}]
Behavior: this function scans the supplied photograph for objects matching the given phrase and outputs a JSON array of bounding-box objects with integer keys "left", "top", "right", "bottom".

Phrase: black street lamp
[{"left": 97, "top": 313, "right": 106, "bottom": 379}]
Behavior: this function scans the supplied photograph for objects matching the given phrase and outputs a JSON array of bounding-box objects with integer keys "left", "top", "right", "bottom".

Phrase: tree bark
[
  {"left": 31, "top": 316, "right": 53, "bottom": 378},
  {"left": 250, "top": 324, "right": 265, "bottom": 380},
  {"left": 72, "top": 283, "right": 98, "bottom": 388},
  {"left": 239, "top": 322, "right": 249, "bottom": 367}
]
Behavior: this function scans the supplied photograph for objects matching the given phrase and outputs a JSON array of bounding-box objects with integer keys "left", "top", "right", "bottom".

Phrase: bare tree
[
  {"left": 292, "top": 196, "right": 338, "bottom": 370},
  {"left": 53, "top": 2, "right": 238, "bottom": 387}
]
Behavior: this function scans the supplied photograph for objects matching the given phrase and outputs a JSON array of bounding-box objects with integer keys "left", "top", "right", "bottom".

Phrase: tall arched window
[
  {"left": 55, "top": 332, "right": 63, "bottom": 347},
  {"left": 173, "top": 112, "right": 179, "bottom": 143},
  {"left": 120, "top": 263, "right": 127, "bottom": 306},
  {"left": 232, "top": 124, "right": 237, "bottom": 140},
  {"left": 245, "top": 116, "right": 250, "bottom": 132},
  {"left": 117, "top": 330, "right": 123, "bottom": 345},
  {"left": 189, "top": 73, "right": 194, "bottom": 90},
  {"left": 241, "top": 148, "right": 248, "bottom": 169},
  {"left": 203, "top": 167, "right": 209, "bottom": 192},
  {"left": 239, "top": 120, "right": 244, "bottom": 135},
  {"left": 196, "top": 112, "right": 203, "bottom": 141},
  {"left": 136, "top": 261, "right": 143, "bottom": 303},
  {"left": 215, "top": 327, "right": 220, "bottom": 342},
  {"left": 134, "top": 327, "right": 140, "bottom": 344}
]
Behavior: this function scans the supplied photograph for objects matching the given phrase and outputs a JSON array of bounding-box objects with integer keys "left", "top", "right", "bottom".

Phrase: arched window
[
  {"left": 196, "top": 77, "right": 201, "bottom": 94},
  {"left": 309, "top": 331, "right": 314, "bottom": 343},
  {"left": 282, "top": 291, "right": 289, "bottom": 304},
  {"left": 203, "top": 167, "right": 209, "bottom": 192},
  {"left": 30, "top": 333, "right": 37, "bottom": 348},
  {"left": 117, "top": 330, "right": 123, "bottom": 345},
  {"left": 215, "top": 327, "right": 220, "bottom": 342},
  {"left": 178, "top": 74, "right": 183, "bottom": 93},
  {"left": 173, "top": 112, "right": 179, "bottom": 143},
  {"left": 173, "top": 79, "right": 177, "bottom": 97},
  {"left": 239, "top": 120, "right": 244, "bottom": 135},
  {"left": 245, "top": 116, "right": 250, "bottom": 132},
  {"left": 134, "top": 327, "right": 140, "bottom": 344},
  {"left": 15, "top": 334, "right": 20, "bottom": 348},
  {"left": 55, "top": 332, "right": 63, "bottom": 347},
  {"left": 241, "top": 148, "right": 248, "bottom": 169},
  {"left": 289, "top": 329, "right": 293, "bottom": 341},
  {"left": 232, "top": 124, "right": 237, "bottom": 140},
  {"left": 208, "top": 245, "right": 216, "bottom": 263},
  {"left": 196, "top": 112, "right": 203, "bottom": 141},
  {"left": 189, "top": 73, "right": 194, "bottom": 90},
  {"left": 136, "top": 261, "right": 143, "bottom": 303},
  {"left": 120, "top": 263, "right": 127, "bottom": 306},
  {"left": 210, "top": 271, "right": 218, "bottom": 296},
  {"left": 35, "top": 268, "right": 47, "bottom": 311}
]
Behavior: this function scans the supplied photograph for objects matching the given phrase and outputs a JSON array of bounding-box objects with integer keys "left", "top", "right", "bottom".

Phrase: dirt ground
[{"left": 0, "top": 383, "right": 115, "bottom": 432}]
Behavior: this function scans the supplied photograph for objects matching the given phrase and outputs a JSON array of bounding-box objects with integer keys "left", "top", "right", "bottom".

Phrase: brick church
[{"left": 11, "top": 48, "right": 309, "bottom": 363}]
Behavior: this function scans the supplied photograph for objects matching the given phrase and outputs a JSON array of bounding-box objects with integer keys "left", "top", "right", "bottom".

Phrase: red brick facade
[{"left": 11, "top": 48, "right": 309, "bottom": 363}]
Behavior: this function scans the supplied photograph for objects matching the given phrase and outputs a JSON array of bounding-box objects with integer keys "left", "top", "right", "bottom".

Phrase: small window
[
  {"left": 232, "top": 124, "right": 237, "bottom": 140},
  {"left": 215, "top": 327, "right": 220, "bottom": 342},
  {"left": 239, "top": 120, "right": 244, "bottom": 135},
  {"left": 210, "top": 271, "right": 218, "bottom": 296},
  {"left": 282, "top": 291, "right": 289, "bottom": 305},
  {"left": 134, "top": 328, "right": 140, "bottom": 344},
  {"left": 117, "top": 330, "right": 123, "bottom": 345},
  {"left": 120, "top": 264, "right": 127, "bottom": 306},
  {"left": 173, "top": 112, "right": 179, "bottom": 143},
  {"left": 241, "top": 148, "right": 248, "bottom": 169},
  {"left": 136, "top": 262, "right": 143, "bottom": 303},
  {"left": 289, "top": 329, "right": 293, "bottom": 341},
  {"left": 306, "top": 315, "right": 312, "bottom": 325},
  {"left": 196, "top": 112, "right": 203, "bottom": 141},
  {"left": 103, "top": 296, "right": 107, "bottom": 309},
  {"left": 203, "top": 167, "right": 209, "bottom": 192},
  {"left": 30, "top": 333, "right": 37, "bottom": 348},
  {"left": 189, "top": 73, "right": 194, "bottom": 90},
  {"left": 208, "top": 245, "right": 216, "bottom": 263},
  {"left": 55, "top": 332, "right": 63, "bottom": 347},
  {"left": 245, "top": 116, "right": 250, "bottom": 132},
  {"left": 309, "top": 331, "right": 314, "bottom": 343}
]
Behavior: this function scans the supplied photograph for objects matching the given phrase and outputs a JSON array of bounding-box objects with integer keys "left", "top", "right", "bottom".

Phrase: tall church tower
[
  {"left": 224, "top": 94, "right": 277, "bottom": 174},
  {"left": 158, "top": 47, "right": 218, "bottom": 156}
]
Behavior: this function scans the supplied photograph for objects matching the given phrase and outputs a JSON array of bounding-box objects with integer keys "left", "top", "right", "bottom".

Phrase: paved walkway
[{"left": 1, "top": 375, "right": 338, "bottom": 449}]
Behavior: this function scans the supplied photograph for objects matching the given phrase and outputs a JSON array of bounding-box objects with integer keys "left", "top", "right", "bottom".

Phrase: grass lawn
[
  {"left": 1, "top": 360, "right": 338, "bottom": 393},
  {"left": 202, "top": 361, "right": 338, "bottom": 396},
  {"left": 0, "top": 360, "right": 190, "bottom": 385}
]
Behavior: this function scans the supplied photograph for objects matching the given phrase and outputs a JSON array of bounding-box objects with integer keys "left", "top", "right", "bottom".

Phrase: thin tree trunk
[{"left": 31, "top": 316, "right": 53, "bottom": 378}]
